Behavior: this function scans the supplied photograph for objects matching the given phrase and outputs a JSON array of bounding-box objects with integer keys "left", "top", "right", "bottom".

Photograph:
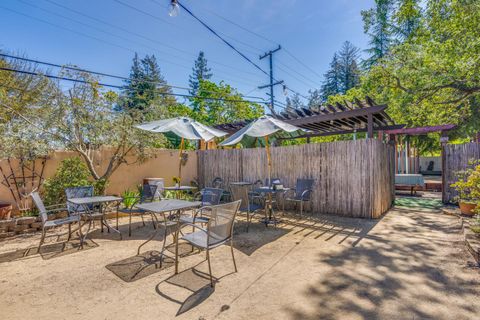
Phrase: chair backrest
[
  {"left": 253, "top": 179, "right": 263, "bottom": 189},
  {"left": 141, "top": 184, "right": 158, "bottom": 203},
  {"left": 147, "top": 180, "right": 164, "bottom": 199},
  {"left": 65, "top": 186, "right": 94, "bottom": 213},
  {"left": 31, "top": 192, "right": 48, "bottom": 224},
  {"left": 295, "top": 179, "right": 314, "bottom": 200},
  {"left": 207, "top": 200, "right": 241, "bottom": 246},
  {"left": 212, "top": 177, "right": 223, "bottom": 189},
  {"left": 229, "top": 184, "right": 250, "bottom": 211},
  {"left": 201, "top": 187, "right": 223, "bottom": 206}
]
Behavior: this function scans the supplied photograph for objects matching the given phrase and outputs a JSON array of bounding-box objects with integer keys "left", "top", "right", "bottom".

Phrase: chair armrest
[
  {"left": 301, "top": 189, "right": 313, "bottom": 200},
  {"left": 181, "top": 222, "right": 209, "bottom": 234}
]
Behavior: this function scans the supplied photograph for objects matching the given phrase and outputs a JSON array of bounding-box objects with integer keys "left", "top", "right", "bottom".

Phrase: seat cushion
[{"left": 44, "top": 215, "right": 80, "bottom": 228}]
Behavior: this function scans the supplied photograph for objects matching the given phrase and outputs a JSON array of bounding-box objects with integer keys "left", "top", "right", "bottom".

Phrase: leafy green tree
[
  {"left": 191, "top": 80, "right": 263, "bottom": 125},
  {"left": 189, "top": 51, "right": 212, "bottom": 96},
  {"left": 35, "top": 69, "right": 160, "bottom": 191}
]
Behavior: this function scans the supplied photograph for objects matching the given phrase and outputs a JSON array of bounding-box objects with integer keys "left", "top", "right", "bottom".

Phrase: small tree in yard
[{"left": 41, "top": 69, "right": 158, "bottom": 192}]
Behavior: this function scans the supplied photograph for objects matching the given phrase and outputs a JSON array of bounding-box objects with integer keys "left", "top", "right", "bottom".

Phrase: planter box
[{"left": 459, "top": 202, "right": 477, "bottom": 216}]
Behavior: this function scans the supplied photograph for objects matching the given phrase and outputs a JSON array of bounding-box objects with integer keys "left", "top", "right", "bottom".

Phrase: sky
[{"left": 0, "top": 0, "right": 374, "bottom": 112}]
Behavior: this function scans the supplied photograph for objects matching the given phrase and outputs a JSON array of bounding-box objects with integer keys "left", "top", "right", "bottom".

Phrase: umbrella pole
[
  {"left": 178, "top": 137, "right": 184, "bottom": 184},
  {"left": 265, "top": 135, "right": 272, "bottom": 184}
]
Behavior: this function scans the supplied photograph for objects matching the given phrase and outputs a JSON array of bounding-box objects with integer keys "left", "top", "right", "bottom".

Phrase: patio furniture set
[{"left": 30, "top": 177, "right": 313, "bottom": 287}]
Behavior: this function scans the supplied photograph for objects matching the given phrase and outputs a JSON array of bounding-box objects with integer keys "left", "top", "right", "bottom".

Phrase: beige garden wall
[{"left": 0, "top": 148, "right": 198, "bottom": 214}]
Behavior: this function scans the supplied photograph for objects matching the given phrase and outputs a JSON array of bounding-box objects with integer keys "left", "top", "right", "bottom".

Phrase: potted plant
[
  {"left": 173, "top": 176, "right": 180, "bottom": 188},
  {"left": 451, "top": 160, "right": 480, "bottom": 215}
]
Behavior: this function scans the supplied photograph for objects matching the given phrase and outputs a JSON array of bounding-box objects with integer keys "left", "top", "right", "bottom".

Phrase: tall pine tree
[
  {"left": 321, "top": 53, "right": 342, "bottom": 101},
  {"left": 189, "top": 51, "right": 212, "bottom": 96},
  {"left": 321, "top": 42, "right": 360, "bottom": 101},
  {"left": 361, "top": 0, "right": 395, "bottom": 68},
  {"left": 121, "top": 53, "right": 176, "bottom": 120}
]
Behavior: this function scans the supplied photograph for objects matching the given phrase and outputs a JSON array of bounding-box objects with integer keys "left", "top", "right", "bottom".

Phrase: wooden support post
[
  {"left": 367, "top": 113, "right": 373, "bottom": 138},
  {"left": 178, "top": 138, "right": 184, "bottom": 184}
]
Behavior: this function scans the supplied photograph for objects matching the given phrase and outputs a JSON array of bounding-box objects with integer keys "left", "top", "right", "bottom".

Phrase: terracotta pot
[
  {"left": 0, "top": 203, "right": 13, "bottom": 220},
  {"left": 459, "top": 201, "right": 477, "bottom": 215}
]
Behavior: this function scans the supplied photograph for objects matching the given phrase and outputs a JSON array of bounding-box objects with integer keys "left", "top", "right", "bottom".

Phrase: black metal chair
[
  {"left": 120, "top": 184, "right": 158, "bottom": 236},
  {"left": 283, "top": 179, "right": 314, "bottom": 216},
  {"left": 212, "top": 177, "right": 231, "bottom": 202},
  {"left": 180, "top": 187, "right": 224, "bottom": 225}
]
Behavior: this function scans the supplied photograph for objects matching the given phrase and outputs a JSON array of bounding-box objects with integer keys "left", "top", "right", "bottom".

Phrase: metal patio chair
[
  {"left": 120, "top": 184, "right": 159, "bottom": 237},
  {"left": 212, "top": 177, "right": 231, "bottom": 202},
  {"left": 180, "top": 200, "right": 241, "bottom": 287},
  {"left": 180, "top": 187, "right": 224, "bottom": 225},
  {"left": 230, "top": 183, "right": 263, "bottom": 231},
  {"left": 283, "top": 179, "right": 314, "bottom": 216},
  {"left": 31, "top": 192, "right": 82, "bottom": 253},
  {"left": 65, "top": 186, "right": 104, "bottom": 231}
]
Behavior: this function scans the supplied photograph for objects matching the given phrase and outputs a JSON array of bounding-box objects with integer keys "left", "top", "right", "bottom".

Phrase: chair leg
[
  {"left": 300, "top": 201, "right": 303, "bottom": 217},
  {"left": 67, "top": 224, "right": 72, "bottom": 241},
  {"left": 140, "top": 214, "right": 146, "bottom": 227},
  {"left": 206, "top": 249, "right": 214, "bottom": 287},
  {"left": 246, "top": 212, "right": 250, "bottom": 232},
  {"left": 230, "top": 238, "right": 237, "bottom": 272},
  {"left": 129, "top": 212, "right": 132, "bottom": 237},
  {"left": 150, "top": 213, "right": 156, "bottom": 229},
  {"left": 38, "top": 228, "right": 46, "bottom": 254}
]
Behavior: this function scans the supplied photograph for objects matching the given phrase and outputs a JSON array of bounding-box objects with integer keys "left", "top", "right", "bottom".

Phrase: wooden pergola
[{"left": 215, "top": 96, "right": 404, "bottom": 139}]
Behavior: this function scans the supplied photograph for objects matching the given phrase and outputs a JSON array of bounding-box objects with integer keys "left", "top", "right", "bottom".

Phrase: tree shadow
[{"left": 283, "top": 209, "right": 480, "bottom": 319}]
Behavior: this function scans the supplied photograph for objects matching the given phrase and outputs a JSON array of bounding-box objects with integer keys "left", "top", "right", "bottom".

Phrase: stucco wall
[{"left": 0, "top": 148, "right": 197, "bottom": 214}]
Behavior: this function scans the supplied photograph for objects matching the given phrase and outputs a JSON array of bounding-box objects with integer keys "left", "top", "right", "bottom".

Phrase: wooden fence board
[
  {"left": 198, "top": 139, "right": 395, "bottom": 219},
  {"left": 443, "top": 143, "right": 480, "bottom": 203}
]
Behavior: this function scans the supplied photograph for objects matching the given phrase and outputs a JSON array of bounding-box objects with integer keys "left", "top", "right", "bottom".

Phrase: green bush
[{"left": 42, "top": 157, "right": 94, "bottom": 206}]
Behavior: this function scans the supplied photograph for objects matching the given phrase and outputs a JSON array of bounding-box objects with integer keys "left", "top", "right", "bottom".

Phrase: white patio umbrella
[
  {"left": 136, "top": 117, "right": 227, "bottom": 183},
  {"left": 219, "top": 115, "right": 306, "bottom": 183}
]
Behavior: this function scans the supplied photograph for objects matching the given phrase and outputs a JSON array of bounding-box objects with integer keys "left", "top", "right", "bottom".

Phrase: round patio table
[{"left": 253, "top": 187, "right": 290, "bottom": 226}]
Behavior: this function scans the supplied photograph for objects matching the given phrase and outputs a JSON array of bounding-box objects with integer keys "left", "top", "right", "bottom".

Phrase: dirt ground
[{"left": 0, "top": 198, "right": 479, "bottom": 320}]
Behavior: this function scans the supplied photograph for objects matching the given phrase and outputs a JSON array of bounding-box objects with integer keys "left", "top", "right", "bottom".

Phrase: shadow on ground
[{"left": 283, "top": 208, "right": 480, "bottom": 320}]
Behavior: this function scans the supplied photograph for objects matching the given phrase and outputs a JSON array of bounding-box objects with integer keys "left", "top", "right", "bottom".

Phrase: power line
[
  {"left": 174, "top": 1, "right": 268, "bottom": 76},
  {"left": 0, "top": 53, "right": 266, "bottom": 101},
  {"left": 178, "top": 1, "right": 324, "bottom": 82},
  {"left": 0, "top": 3, "right": 264, "bottom": 88},
  {"left": 42, "top": 0, "right": 261, "bottom": 77},
  {"left": 0, "top": 66, "right": 270, "bottom": 105}
]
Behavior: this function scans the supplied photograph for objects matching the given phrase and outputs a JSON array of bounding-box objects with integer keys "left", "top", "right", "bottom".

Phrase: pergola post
[{"left": 367, "top": 113, "right": 373, "bottom": 138}]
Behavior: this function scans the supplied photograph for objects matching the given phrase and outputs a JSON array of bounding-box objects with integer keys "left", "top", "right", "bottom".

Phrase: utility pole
[{"left": 258, "top": 45, "right": 283, "bottom": 115}]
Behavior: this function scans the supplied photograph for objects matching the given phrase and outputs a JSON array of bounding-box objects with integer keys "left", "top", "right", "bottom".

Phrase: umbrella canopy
[
  {"left": 219, "top": 115, "right": 307, "bottom": 183},
  {"left": 136, "top": 117, "right": 227, "bottom": 184},
  {"left": 135, "top": 117, "right": 227, "bottom": 142},
  {"left": 219, "top": 115, "right": 305, "bottom": 146}
]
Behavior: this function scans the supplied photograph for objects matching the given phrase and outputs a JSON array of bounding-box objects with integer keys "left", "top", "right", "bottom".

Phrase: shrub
[
  {"left": 451, "top": 160, "right": 480, "bottom": 205},
  {"left": 42, "top": 157, "right": 92, "bottom": 206}
]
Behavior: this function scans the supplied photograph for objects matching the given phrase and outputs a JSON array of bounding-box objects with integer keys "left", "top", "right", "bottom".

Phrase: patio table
[
  {"left": 164, "top": 186, "right": 197, "bottom": 199},
  {"left": 135, "top": 199, "right": 202, "bottom": 274},
  {"left": 67, "top": 195, "right": 123, "bottom": 243},
  {"left": 253, "top": 187, "right": 289, "bottom": 226}
]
